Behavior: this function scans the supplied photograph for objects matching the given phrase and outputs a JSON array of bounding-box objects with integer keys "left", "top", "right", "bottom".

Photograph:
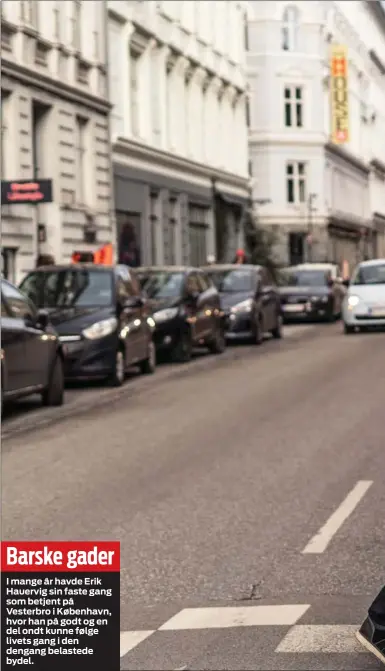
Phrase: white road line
[
  {"left": 275, "top": 624, "right": 364, "bottom": 653},
  {"left": 302, "top": 480, "right": 373, "bottom": 554},
  {"left": 158, "top": 604, "right": 310, "bottom": 631},
  {"left": 120, "top": 630, "right": 155, "bottom": 657}
]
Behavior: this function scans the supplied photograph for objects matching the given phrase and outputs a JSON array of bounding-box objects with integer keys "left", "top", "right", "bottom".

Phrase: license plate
[{"left": 283, "top": 304, "right": 305, "bottom": 312}]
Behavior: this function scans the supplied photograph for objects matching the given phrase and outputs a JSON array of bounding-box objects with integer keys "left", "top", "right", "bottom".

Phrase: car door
[
  {"left": 260, "top": 268, "right": 275, "bottom": 330},
  {"left": 1, "top": 295, "right": 28, "bottom": 393},
  {"left": 115, "top": 267, "right": 144, "bottom": 364},
  {"left": 2, "top": 280, "right": 47, "bottom": 388},
  {"left": 183, "top": 272, "right": 201, "bottom": 343},
  {"left": 196, "top": 271, "right": 214, "bottom": 338}
]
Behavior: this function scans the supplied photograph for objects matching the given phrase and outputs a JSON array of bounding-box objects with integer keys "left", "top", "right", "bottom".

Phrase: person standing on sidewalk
[{"left": 356, "top": 585, "right": 385, "bottom": 664}]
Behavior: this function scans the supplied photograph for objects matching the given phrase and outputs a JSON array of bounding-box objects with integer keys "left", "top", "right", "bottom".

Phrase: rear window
[{"left": 19, "top": 269, "right": 114, "bottom": 308}]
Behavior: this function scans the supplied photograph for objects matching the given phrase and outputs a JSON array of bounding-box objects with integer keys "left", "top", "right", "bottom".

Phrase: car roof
[
  {"left": 356, "top": 258, "right": 385, "bottom": 267},
  {"left": 28, "top": 264, "right": 114, "bottom": 272},
  {"left": 202, "top": 264, "right": 261, "bottom": 271},
  {"left": 288, "top": 263, "right": 336, "bottom": 271},
  {"left": 135, "top": 265, "right": 198, "bottom": 274}
]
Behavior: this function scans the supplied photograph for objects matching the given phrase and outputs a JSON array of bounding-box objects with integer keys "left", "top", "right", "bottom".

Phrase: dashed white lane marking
[
  {"left": 158, "top": 604, "right": 310, "bottom": 631},
  {"left": 120, "top": 630, "right": 155, "bottom": 657},
  {"left": 302, "top": 480, "right": 373, "bottom": 554},
  {"left": 276, "top": 625, "right": 364, "bottom": 653}
]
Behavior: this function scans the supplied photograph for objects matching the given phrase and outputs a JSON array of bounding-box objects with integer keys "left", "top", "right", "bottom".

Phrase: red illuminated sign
[{"left": 1, "top": 179, "right": 53, "bottom": 204}]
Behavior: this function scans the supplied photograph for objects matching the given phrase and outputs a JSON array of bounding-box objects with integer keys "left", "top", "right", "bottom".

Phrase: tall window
[
  {"left": 53, "top": 1, "right": 61, "bottom": 41},
  {"left": 286, "top": 162, "right": 306, "bottom": 204},
  {"left": 21, "top": 0, "right": 38, "bottom": 27},
  {"left": 282, "top": 5, "right": 299, "bottom": 51},
  {"left": 32, "top": 101, "right": 49, "bottom": 178},
  {"left": 75, "top": 115, "right": 88, "bottom": 205},
  {"left": 1, "top": 92, "right": 9, "bottom": 179},
  {"left": 72, "top": 0, "right": 81, "bottom": 51},
  {"left": 188, "top": 205, "right": 208, "bottom": 266},
  {"left": 130, "top": 49, "right": 140, "bottom": 137},
  {"left": 284, "top": 86, "right": 303, "bottom": 127}
]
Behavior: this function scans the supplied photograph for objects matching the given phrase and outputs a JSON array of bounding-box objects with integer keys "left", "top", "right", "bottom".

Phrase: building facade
[
  {"left": 108, "top": 0, "right": 250, "bottom": 267},
  {"left": 1, "top": 0, "right": 114, "bottom": 284},
  {"left": 247, "top": 0, "right": 385, "bottom": 270}
]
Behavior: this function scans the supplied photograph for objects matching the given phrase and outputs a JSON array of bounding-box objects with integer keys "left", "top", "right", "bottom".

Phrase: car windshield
[
  {"left": 280, "top": 269, "right": 328, "bottom": 287},
  {"left": 208, "top": 269, "right": 254, "bottom": 292},
  {"left": 141, "top": 272, "right": 185, "bottom": 299},
  {"left": 19, "top": 269, "right": 113, "bottom": 308},
  {"left": 351, "top": 263, "right": 385, "bottom": 285}
]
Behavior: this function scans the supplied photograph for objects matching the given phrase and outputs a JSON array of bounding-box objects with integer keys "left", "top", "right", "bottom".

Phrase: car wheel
[
  {"left": 208, "top": 322, "right": 226, "bottom": 354},
  {"left": 253, "top": 315, "right": 264, "bottom": 345},
  {"left": 42, "top": 355, "right": 64, "bottom": 406},
  {"left": 171, "top": 330, "right": 193, "bottom": 363},
  {"left": 271, "top": 312, "right": 283, "bottom": 339},
  {"left": 109, "top": 347, "right": 125, "bottom": 386},
  {"left": 343, "top": 323, "right": 355, "bottom": 334},
  {"left": 140, "top": 340, "right": 156, "bottom": 374}
]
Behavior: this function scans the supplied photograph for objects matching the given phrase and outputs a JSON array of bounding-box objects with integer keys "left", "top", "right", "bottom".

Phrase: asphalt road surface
[{"left": 2, "top": 323, "right": 384, "bottom": 670}]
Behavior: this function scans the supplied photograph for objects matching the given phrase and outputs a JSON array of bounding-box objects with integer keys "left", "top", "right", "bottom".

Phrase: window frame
[
  {"left": 282, "top": 5, "right": 299, "bottom": 52},
  {"left": 286, "top": 161, "right": 307, "bottom": 204},
  {"left": 284, "top": 85, "right": 303, "bottom": 128}
]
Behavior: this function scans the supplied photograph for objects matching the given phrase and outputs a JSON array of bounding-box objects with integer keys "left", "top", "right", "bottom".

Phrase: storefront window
[
  {"left": 188, "top": 205, "right": 208, "bottom": 266},
  {"left": 116, "top": 211, "right": 141, "bottom": 268}
]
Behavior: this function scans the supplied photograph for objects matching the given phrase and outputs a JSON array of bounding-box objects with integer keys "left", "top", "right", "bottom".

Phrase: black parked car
[
  {"left": 278, "top": 263, "right": 346, "bottom": 322},
  {"left": 135, "top": 266, "right": 225, "bottom": 362},
  {"left": 203, "top": 264, "right": 282, "bottom": 344},
  {"left": 19, "top": 264, "right": 156, "bottom": 386},
  {"left": 1, "top": 279, "right": 64, "bottom": 410}
]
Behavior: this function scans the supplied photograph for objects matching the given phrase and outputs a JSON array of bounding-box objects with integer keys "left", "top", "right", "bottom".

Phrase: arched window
[{"left": 282, "top": 5, "right": 299, "bottom": 51}]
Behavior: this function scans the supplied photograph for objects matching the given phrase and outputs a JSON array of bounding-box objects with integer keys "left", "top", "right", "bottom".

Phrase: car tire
[
  {"left": 271, "top": 312, "right": 283, "bottom": 339},
  {"left": 109, "top": 347, "right": 125, "bottom": 387},
  {"left": 42, "top": 355, "right": 64, "bottom": 407},
  {"left": 253, "top": 315, "right": 264, "bottom": 345},
  {"left": 139, "top": 340, "right": 156, "bottom": 375},
  {"left": 343, "top": 323, "right": 355, "bottom": 334},
  {"left": 171, "top": 330, "right": 193, "bottom": 363},
  {"left": 208, "top": 322, "right": 226, "bottom": 354}
]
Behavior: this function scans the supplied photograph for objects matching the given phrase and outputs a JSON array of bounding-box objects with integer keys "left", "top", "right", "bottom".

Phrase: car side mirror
[{"left": 36, "top": 309, "right": 50, "bottom": 331}]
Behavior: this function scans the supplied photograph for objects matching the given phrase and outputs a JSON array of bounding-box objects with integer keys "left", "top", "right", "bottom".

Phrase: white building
[
  {"left": 1, "top": 0, "right": 114, "bottom": 284},
  {"left": 247, "top": 0, "right": 385, "bottom": 270},
  {"left": 108, "top": 0, "right": 250, "bottom": 266}
]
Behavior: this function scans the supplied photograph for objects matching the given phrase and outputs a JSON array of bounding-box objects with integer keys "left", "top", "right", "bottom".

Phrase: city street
[{"left": 2, "top": 323, "right": 384, "bottom": 670}]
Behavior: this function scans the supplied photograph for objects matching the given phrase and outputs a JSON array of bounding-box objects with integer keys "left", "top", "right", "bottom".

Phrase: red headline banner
[{"left": 1, "top": 541, "right": 120, "bottom": 572}]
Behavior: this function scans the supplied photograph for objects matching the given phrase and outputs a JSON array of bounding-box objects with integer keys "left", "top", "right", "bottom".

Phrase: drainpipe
[{"left": 104, "top": 0, "right": 117, "bottom": 261}]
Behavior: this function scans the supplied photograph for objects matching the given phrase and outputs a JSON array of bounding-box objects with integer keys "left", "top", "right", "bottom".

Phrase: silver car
[{"left": 342, "top": 259, "right": 385, "bottom": 334}]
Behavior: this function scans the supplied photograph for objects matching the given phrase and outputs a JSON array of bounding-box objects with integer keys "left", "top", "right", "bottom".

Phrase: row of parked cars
[{"left": 2, "top": 258, "right": 384, "bottom": 412}]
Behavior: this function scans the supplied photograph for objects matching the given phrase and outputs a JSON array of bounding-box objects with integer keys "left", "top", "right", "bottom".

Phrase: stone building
[{"left": 1, "top": 0, "right": 114, "bottom": 283}]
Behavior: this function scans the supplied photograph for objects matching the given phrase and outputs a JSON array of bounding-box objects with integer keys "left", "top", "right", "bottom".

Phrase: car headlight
[
  {"left": 82, "top": 317, "right": 117, "bottom": 340},
  {"left": 153, "top": 307, "right": 178, "bottom": 323},
  {"left": 230, "top": 298, "right": 253, "bottom": 313},
  {"left": 347, "top": 295, "right": 360, "bottom": 307}
]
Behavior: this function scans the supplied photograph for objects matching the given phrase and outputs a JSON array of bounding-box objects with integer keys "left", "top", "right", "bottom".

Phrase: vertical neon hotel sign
[{"left": 330, "top": 44, "right": 349, "bottom": 145}]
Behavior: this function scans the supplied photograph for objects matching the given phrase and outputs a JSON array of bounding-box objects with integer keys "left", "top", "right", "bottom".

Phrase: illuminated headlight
[
  {"left": 230, "top": 298, "right": 253, "bottom": 314},
  {"left": 153, "top": 307, "right": 178, "bottom": 323},
  {"left": 82, "top": 317, "right": 117, "bottom": 340},
  {"left": 147, "top": 316, "right": 156, "bottom": 328},
  {"left": 347, "top": 295, "right": 360, "bottom": 307}
]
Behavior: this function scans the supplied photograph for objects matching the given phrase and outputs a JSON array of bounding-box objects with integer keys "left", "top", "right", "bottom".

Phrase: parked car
[
  {"left": 135, "top": 266, "right": 225, "bottom": 362},
  {"left": 1, "top": 279, "right": 64, "bottom": 410},
  {"left": 203, "top": 264, "right": 282, "bottom": 344},
  {"left": 342, "top": 258, "right": 385, "bottom": 334},
  {"left": 19, "top": 264, "right": 156, "bottom": 386},
  {"left": 278, "top": 263, "right": 345, "bottom": 322}
]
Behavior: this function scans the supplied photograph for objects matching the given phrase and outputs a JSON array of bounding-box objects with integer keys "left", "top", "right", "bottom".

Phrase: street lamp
[{"left": 306, "top": 193, "right": 317, "bottom": 262}]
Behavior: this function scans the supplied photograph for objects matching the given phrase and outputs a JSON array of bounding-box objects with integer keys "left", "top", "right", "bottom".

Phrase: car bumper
[
  {"left": 281, "top": 302, "right": 329, "bottom": 321},
  {"left": 60, "top": 333, "right": 117, "bottom": 380},
  {"left": 224, "top": 312, "right": 253, "bottom": 339},
  {"left": 343, "top": 307, "right": 385, "bottom": 328}
]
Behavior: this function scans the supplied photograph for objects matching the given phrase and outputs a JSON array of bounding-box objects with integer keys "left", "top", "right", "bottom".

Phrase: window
[
  {"left": 197, "top": 272, "right": 210, "bottom": 292},
  {"left": 284, "top": 86, "right": 303, "bottom": 127},
  {"left": 246, "top": 98, "right": 251, "bottom": 127},
  {"left": 243, "top": 11, "right": 249, "bottom": 51},
  {"left": 19, "top": 270, "right": 113, "bottom": 308},
  {"left": 2, "top": 280, "right": 37, "bottom": 320},
  {"left": 32, "top": 101, "right": 49, "bottom": 179},
  {"left": 1, "top": 92, "right": 9, "bottom": 179},
  {"left": 185, "top": 273, "right": 200, "bottom": 296},
  {"left": 21, "top": 0, "right": 38, "bottom": 28},
  {"left": 282, "top": 5, "right": 299, "bottom": 52},
  {"left": 130, "top": 49, "right": 140, "bottom": 137},
  {"left": 208, "top": 269, "right": 255, "bottom": 293},
  {"left": 188, "top": 205, "right": 208, "bottom": 267},
  {"left": 75, "top": 115, "right": 88, "bottom": 205},
  {"left": 288, "top": 233, "right": 305, "bottom": 265},
  {"left": 117, "top": 212, "right": 141, "bottom": 267},
  {"left": 286, "top": 162, "right": 306, "bottom": 204},
  {"left": 72, "top": 1, "right": 81, "bottom": 51},
  {"left": 53, "top": 1, "right": 61, "bottom": 41}
]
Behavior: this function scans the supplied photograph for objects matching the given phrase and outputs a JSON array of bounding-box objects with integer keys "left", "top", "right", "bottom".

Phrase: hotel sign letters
[
  {"left": 330, "top": 45, "right": 349, "bottom": 144},
  {"left": 1, "top": 179, "right": 53, "bottom": 205}
]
